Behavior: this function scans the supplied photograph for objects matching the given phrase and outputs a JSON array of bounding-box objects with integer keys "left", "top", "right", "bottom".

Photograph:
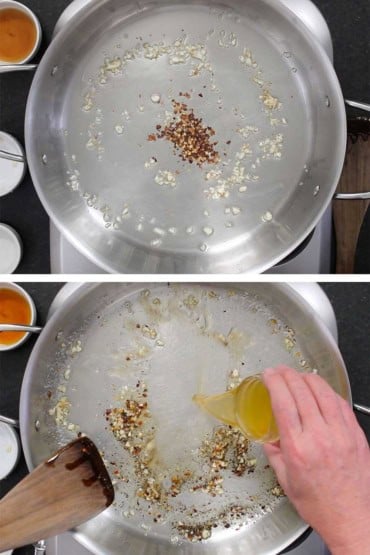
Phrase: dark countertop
[
  {"left": 0, "top": 0, "right": 369, "bottom": 274},
  {"left": 321, "top": 283, "right": 370, "bottom": 441},
  {"left": 0, "top": 282, "right": 369, "bottom": 554}
]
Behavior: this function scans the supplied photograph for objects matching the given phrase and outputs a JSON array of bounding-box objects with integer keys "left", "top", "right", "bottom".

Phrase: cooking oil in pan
[
  {"left": 58, "top": 0, "right": 312, "bottom": 260},
  {"left": 193, "top": 374, "right": 279, "bottom": 443}
]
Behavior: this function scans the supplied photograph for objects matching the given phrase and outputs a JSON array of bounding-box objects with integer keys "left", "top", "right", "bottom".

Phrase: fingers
[
  {"left": 263, "top": 442, "right": 287, "bottom": 490},
  {"left": 303, "top": 374, "right": 368, "bottom": 452},
  {"left": 267, "top": 366, "right": 325, "bottom": 433},
  {"left": 337, "top": 395, "right": 360, "bottom": 430},
  {"left": 337, "top": 395, "right": 370, "bottom": 453},
  {"left": 263, "top": 367, "right": 303, "bottom": 439},
  {"left": 302, "top": 373, "right": 347, "bottom": 428},
  {"left": 263, "top": 366, "right": 365, "bottom": 454}
]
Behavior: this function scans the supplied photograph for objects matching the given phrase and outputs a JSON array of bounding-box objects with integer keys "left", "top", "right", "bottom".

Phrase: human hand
[{"left": 262, "top": 366, "right": 370, "bottom": 555}]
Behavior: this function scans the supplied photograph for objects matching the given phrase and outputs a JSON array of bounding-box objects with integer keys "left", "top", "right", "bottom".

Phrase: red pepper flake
[{"left": 150, "top": 99, "right": 220, "bottom": 167}]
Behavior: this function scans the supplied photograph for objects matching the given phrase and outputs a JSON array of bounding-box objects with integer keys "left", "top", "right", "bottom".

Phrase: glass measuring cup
[{"left": 193, "top": 374, "right": 279, "bottom": 443}]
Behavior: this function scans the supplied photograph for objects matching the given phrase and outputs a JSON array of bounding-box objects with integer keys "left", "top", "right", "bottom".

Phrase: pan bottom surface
[
  {"left": 25, "top": 284, "right": 327, "bottom": 553},
  {"left": 26, "top": 0, "right": 344, "bottom": 273},
  {"left": 63, "top": 3, "right": 308, "bottom": 252}
]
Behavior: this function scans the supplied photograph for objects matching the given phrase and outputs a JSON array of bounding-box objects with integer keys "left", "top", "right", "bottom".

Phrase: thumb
[{"left": 263, "top": 442, "right": 288, "bottom": 491}]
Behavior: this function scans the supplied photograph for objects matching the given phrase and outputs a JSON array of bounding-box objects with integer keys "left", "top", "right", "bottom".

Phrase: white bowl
[
  {"left": 0, "top": 0, "right": 42, "bottom": 65},
  {"left": 0, "top": 422, "right": 20, "bottom": 480},
  {"left": 0, "top": 283, "right": 36, "bottom": 351},
  {"left": 0, "top": 223, "right": 23, "bottom": 273},
  {"left": 0, "top": 131, "right": 26, "bottom": 197}
]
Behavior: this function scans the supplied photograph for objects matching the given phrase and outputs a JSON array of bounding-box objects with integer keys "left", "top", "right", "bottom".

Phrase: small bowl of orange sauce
[
  {"left": 0, "top": 283, "right": 36, "bottom": 351},
  {"left": 0, "top": 1, "right": 42, "bottom": 65}
]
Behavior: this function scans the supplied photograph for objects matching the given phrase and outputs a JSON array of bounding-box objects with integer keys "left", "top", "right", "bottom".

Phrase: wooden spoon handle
[
  {"left": 0, "top": 437, "right": 114, "bottom": 552},
  {"left": 333, "top": 198, "right": 370, "bottom": 273},
  {"left": 333, "top": 135, "right": 370, "bottom": 273}
]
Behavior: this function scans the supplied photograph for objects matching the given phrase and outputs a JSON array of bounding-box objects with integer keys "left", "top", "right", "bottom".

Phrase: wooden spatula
[
  {"left": 0, "top": 437, "right": 114, "bottom": 552},
  {"left": 333, "top": 118, "right": 370, "bottom": 273}
]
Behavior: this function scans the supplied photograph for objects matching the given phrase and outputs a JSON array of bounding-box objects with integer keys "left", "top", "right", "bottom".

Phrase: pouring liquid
[{"left": 193, "top": 375, "right": 279, "bottom": 443}]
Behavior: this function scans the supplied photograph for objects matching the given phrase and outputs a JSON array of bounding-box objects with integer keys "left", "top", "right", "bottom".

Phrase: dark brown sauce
[
  {"left": 83, "top": 475, "right": 99, "bottom": 487},
  {"left": 45, "top": 437, "right": 114, "bottom": 507},
  {"left": 65, "top": 454, "right": 86, "bottom": 471}
]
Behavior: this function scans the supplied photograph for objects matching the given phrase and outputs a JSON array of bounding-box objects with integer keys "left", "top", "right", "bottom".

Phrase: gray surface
[
  {"left": 0, "top": 282, "right": 369, "bottom": 555},
  {"left": 0, "top": 0, "right": 369, "bottom": 273}
]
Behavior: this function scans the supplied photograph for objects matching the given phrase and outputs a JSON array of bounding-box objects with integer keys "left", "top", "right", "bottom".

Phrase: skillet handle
[
  {"left": 334, "top": 192, "right": 370, "bottom": 200},
  {"left": 354, "top": 403, "right": 370, "bottom": 416},
  {"left": 335, "top": 101, "right": 370, "bottom": 201}
]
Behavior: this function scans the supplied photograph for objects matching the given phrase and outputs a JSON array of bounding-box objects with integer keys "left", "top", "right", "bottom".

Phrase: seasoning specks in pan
[
  {"left": 151, "top": 99, "right": 220, "bottom": 167},
  {"left": 59, "top": 15, "right": 296, "bottom": 251},
  {"left": 44, "top": 285, "right": 316, "bottom": 544}
]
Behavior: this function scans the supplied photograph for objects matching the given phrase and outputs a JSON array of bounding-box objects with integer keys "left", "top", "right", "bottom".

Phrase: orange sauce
[
  {"left": 0, "top": 288, "right": 31, "bottom": 346},
  {"left": 0, "top": 8, "right": 37, "bottom": 63}
]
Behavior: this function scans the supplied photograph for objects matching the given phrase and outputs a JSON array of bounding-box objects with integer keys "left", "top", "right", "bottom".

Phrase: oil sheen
[
  {"left": 0, "top": 8, "right": 37, "bottom": 63},
  {"left": 0, "top": 288, "right": 31, "bottom": 345},
  {"left": 194, "top": 375, "right": 279, "bottom": 443}
]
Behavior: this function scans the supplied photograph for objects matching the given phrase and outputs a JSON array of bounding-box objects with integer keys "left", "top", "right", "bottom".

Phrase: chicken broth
[
  {"left": 0, "top": 8, "right": 37, "bottom": 63},
  {"left": 194, "top": 375, "right": 279, "bottom": 443},
  {"left": 0, "top": 288, "right": 31, "bottom": 345}
]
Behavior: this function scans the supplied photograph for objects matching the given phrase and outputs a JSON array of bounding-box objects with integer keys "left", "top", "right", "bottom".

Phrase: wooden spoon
[
  {"left": 333, "top": 118, "right": 370, "bottom": 273},
  {"left": 0, "top": 437, "right": 114, "bottom": 552}
]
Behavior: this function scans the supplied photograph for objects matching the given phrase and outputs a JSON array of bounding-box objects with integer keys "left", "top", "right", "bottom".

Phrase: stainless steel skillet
[
  {"left": 19, "top": 283, "right": 351, "bottom": 555},
  {"left": 25, "top": 0, "right": 346, "bottom": 273}
]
